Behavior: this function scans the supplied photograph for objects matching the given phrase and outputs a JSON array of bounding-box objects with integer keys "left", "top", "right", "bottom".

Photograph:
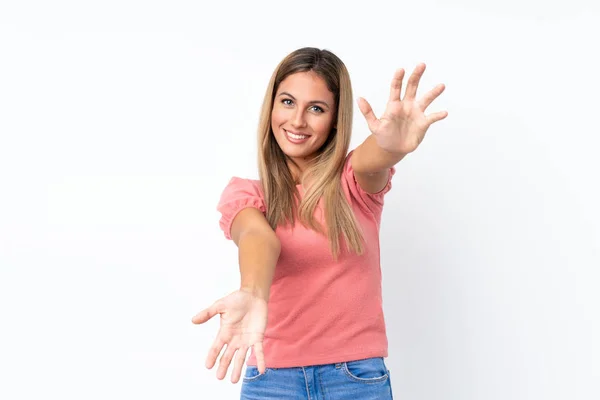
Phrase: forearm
[
  {"left": 238, "top": 230, "right": 281, "bottom": 301},
  {"left": 353, "top": 134, "right": 407, "bottom": 174}
]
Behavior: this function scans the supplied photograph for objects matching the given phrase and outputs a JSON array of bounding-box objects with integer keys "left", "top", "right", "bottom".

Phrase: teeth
[{"left": 286, "top": 130, "right": 308, "bottom": 140}]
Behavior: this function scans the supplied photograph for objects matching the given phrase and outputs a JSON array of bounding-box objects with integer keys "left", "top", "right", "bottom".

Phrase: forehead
[{"left": 277, "top": 71, "right": 333, "bottom": 100}]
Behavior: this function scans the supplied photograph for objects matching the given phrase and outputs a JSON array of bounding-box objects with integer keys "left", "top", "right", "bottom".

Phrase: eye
[
  {"left": 282, "top": 99, "right": 293, "bottom": 106},
  {"left": 309, "top": 105, "right": 324, "bottom": 113}
]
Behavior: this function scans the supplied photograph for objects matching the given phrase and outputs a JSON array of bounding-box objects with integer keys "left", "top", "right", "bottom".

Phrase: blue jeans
[{"left": 240, "top": 357, "right": 393, "bottom": 399}]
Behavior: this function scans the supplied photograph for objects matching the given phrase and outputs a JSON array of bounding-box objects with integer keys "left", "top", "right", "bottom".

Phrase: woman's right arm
[
  {"left": 192, "top": 207, "right": 278, "bottom": 382},
  {"left": 230, "top": 207, "right": 281, "bottom": 301}
]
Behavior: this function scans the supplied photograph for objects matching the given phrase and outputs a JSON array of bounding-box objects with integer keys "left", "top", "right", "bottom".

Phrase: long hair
[{"left": 257, "top": 47, "right": 364, "bottom": 260}]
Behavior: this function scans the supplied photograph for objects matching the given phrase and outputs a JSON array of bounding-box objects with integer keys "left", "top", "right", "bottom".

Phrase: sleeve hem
[
  {"left": 220, "top": 204, "right": 265, "bottom": 241},
  {"left": 346, "top": 150, "right": 396, "bottom": 201}
]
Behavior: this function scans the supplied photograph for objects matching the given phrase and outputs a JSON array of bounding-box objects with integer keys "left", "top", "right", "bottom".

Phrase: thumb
[
  {"left": 357, "top": 97, "right": 379, "bottom": 132},
  {"left": 191, "top": 302, "right": 220, "bottom": 325}
]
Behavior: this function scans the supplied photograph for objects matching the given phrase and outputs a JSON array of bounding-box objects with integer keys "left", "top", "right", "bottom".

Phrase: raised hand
[
  {"left": 192, "top": 289, "right": 268, "bottom": 383},
  {"left": 357, "top": 63, "right": 448, "bottom": 155}
]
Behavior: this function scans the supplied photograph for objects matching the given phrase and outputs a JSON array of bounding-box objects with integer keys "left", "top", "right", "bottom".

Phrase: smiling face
[{"left": 271, "top": 71, "right": 337, "bottom": 176}]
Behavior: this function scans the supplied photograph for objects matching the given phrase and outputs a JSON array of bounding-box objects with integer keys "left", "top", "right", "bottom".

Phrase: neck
[{"left": 287, "top": 157, "right": 310, "bottom": 184}]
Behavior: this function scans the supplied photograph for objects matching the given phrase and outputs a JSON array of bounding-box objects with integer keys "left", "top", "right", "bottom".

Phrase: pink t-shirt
[{"left": 216, "top": 150, "right": 395, "bottom": 368}]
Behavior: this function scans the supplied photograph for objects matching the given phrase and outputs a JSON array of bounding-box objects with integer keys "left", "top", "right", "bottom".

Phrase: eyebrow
[{"left": 277, "top": 92, "right": 331, "bottom": 110}]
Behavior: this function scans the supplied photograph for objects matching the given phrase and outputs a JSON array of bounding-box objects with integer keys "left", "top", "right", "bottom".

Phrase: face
[{"left": 271, "top": 71, "right": 336, "bottom": 173}]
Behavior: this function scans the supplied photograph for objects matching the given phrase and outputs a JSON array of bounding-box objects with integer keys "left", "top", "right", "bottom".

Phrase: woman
[{"left": 192, "top": 47, "right": 447, "bottom": 399}]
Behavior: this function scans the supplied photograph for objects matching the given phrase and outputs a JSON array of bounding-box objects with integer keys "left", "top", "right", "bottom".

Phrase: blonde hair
[{"left": 257, "top": 47, "right": 364, "bottom": 260}]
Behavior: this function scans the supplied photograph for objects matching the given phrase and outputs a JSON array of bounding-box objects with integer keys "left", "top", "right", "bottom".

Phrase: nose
[{"left": 291, "top": 108, "right": 307, "bottom": 128}]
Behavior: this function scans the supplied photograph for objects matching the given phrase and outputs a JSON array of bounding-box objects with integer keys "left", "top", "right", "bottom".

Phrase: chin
[
  {"left": 280, "top": 147, "right": 312, "bottom": 159},
  {"left": 274, "top": 138, "right": 305, "bottom": 157}
]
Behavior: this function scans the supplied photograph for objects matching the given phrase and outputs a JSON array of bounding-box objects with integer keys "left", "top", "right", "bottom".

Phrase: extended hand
[
  {"left": 357, "top": 63, "right": 448, "bottom": 155},
  {"left": 192, "top": 289, "right": 268, "bottom": 383}
]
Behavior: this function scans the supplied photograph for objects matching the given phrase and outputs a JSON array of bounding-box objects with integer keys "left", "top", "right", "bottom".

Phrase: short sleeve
[
  {"left": 343, "top": 150, "right": 396, "bottom": 214},
  {"left": 217, "top": 177, "right": 266, "bottom": 240}
]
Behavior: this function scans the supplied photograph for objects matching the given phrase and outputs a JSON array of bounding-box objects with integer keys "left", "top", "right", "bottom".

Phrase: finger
[
  {"left": 205, "top": 336, "right": 226, "bottom": 370},
  {"left": 419, "top": 84, "right": 446, "bottom": 110},
  {"left": 404, "top": 63, "right": 426, "bottom": 101},
  {"left": 230, "top": 345, "right": 249, "bottom": 384},
  {"left": 253, "top": 341, "right": 266, "bottom": 374},
  {"left": 356, "top": 97, "right": 380, "bottom": 133},
  {"left": 426, "top": 110, "right": 449, "bottom": 125},
  {"left": 191, "top": 302, "right": 220, "bottom": 324},
  {"left": 388, "top": 68, "right": 405, "bottom": 102},
  {"left": 217, "top": 343, "right": 237, "bottom": 380}
]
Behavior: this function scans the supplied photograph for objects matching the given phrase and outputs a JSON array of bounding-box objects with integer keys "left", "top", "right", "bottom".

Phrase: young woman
[{"left": 192, "top": 47, "right": 447, "bottom": 399}]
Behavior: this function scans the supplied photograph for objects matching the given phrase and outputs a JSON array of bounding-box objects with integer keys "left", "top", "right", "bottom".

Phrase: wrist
[{"left": 239, "top": 285, "right": 269, "bottom": 301}]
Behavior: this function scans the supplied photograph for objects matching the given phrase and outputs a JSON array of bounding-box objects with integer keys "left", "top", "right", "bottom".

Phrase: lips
[
  {"left": 285, "top": 129, "right": 310, "bottom": 138},
  {"left": 284, "top": 129, "right": 311, "bottom": 144}
]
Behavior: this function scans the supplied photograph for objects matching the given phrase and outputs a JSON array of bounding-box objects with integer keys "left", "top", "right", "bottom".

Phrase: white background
[{"left": 1, "top": 1, "right": 599, "bottom": 399}]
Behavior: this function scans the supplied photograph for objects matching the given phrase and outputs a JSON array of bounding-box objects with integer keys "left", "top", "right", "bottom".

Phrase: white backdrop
[{"left": 1, "top": 1, "right": 599, "bottom": 399}]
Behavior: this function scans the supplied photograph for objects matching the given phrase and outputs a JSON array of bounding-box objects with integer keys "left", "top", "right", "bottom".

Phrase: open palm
[
  {"left": 357, "top": 63, "right": 448, "bottom": 155},
  {"left": 192, "top": 289, "right": 268, "bottom": 383}
]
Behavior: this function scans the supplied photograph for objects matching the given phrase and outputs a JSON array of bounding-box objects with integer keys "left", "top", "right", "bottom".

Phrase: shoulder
[
  {"left": 220, "top": 177, "right": 263, "bottom": 199},
  {"left": 216, "top": 177, "right": 266, "bottom": 240}
]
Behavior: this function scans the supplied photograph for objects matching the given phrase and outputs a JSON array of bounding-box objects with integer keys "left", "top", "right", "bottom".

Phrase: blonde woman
[{"left": 192, "top": 47, "right": 447, "bottom": 399}]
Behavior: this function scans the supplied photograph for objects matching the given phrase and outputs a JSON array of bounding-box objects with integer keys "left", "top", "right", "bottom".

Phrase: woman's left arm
[{"left": 351, "top": 63, "right": 448, "bottom": 193}]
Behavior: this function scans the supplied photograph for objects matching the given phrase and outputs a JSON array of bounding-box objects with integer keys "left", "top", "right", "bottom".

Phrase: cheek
[
  {"left": 313, "top": 119, "right": 333, "bottom": 137},
  {"left": 271, "top": 108, "right": 286, "bottom": 127}
]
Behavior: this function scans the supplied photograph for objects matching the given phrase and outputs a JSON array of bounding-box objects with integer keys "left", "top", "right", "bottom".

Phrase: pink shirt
[{"left": 217, "top": 150, "right": 395, "bottom": 368}]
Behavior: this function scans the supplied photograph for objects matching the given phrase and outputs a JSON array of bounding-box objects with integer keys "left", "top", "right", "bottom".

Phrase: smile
[{"left": 284, "top": 129, "right": 311, "bottom": 143}]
